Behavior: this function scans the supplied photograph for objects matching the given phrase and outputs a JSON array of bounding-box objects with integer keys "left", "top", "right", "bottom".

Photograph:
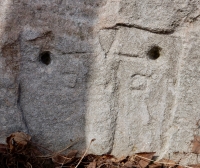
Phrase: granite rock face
[
  {"left": 1, "top": 0, "right": 200, "bottom": 164},
  {"left": 0, "top": 0, "right": 104, "bottom": 152}
]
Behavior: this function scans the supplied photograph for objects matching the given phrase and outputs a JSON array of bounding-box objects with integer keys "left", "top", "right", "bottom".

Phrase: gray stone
[{"left": 1, "top": 0, "right": 200, "bottom": 164}]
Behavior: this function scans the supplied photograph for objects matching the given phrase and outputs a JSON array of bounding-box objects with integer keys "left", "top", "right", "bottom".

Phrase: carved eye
[
  {"left": 147, "top": 45, "right": 162, "bottom": 60},
  {"left": 39, "top": 51, "right": 51, "bottom": 65}
]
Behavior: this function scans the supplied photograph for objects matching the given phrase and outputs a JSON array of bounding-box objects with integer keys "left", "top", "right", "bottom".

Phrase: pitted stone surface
[{"left": 1, "top": 0, "right": 200, "bottom": 164}]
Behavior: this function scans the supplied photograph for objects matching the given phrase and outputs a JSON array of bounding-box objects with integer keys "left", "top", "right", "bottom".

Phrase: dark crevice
[
  {"left": 17, "top": 83, "right": 29, "bottom": 134},
  {"left": 102, "top": 23, "right": 175, "bottom": 35},
  {"left": 131, "top": 73, "right": 152, "bottom": 78},
  {"left": 131, "top": 74, "right": 146, "bottom": 78}
]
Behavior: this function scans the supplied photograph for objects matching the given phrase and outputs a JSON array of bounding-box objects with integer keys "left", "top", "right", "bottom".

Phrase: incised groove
[
  {"left": 28, "top": 31, "right": 53, "bottom": 42},
  {"left": 65, "top": 51, "right": 90, "bottom": 54},
  {"left": 118, "top": 52, "right": 140, "bottom": 58},
  {"left": 109, "top": 60, "right": 120, "bottom": 154},
  {"left": 17, "top": 83, "right": 29, "bottom": 134}
]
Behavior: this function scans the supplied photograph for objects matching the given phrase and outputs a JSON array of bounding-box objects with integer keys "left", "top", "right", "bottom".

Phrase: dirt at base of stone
[{"left": 0, "top": 132, "right": 199, "bottom": 168}]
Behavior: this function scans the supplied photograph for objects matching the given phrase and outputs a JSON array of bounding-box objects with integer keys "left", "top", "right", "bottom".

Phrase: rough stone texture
[
  {"left": 1, "top": 0, "right": 200, "bottom": 164},
  {"left": 0, "top": 0, "right": 105, "bottom": 152}
]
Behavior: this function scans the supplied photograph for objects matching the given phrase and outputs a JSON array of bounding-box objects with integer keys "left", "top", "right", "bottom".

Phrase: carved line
[
  {"left": 102, "top": 23, "right": 175, "bottom": 35},
  {"left": 17, "top": 83, "right": 30, "bottom": 134}
]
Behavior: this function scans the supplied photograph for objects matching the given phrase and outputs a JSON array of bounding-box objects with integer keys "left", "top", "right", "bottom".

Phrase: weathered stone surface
[
  {"left": 0, "top": 0, "right": 103, "bottom": 151},
  {"left": 1, "top": 0, "right": 200, "bottom": 164}
]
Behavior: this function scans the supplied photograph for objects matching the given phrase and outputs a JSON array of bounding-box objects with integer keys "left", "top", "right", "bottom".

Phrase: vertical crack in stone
[{"left": 17, "top": 83, "right": 29, "bottom": 134}]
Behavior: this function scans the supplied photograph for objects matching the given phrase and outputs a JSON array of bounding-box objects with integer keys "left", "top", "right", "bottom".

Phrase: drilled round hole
[
  {"left": 147, "top": 46, "right": 162, "bottom": 60},
  {"left": 39, "top": 51, "right": 51, "bottom": 65}
]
